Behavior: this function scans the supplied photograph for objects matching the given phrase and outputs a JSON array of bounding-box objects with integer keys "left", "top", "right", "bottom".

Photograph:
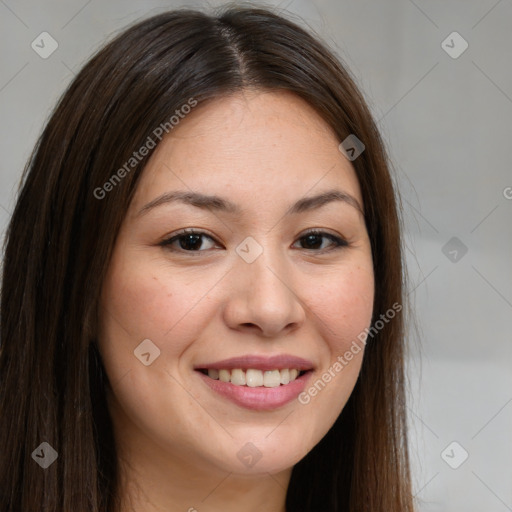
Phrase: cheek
[
  {"left": 310, "top": 264, "right": 375, "bottom": 350},
  {"left": 97, "top": 255, "right": 223, "bottom": 441},
  {"left": 274, "top": 264, "right": 374, "bottom": 455},
  {"left": 98, "top": 252, "right": 223, "bottom": 372}
]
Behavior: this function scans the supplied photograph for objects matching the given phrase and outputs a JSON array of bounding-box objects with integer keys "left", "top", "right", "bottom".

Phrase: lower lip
[{"left": 196, "top": 370, "right": 312, "bottom": 411}]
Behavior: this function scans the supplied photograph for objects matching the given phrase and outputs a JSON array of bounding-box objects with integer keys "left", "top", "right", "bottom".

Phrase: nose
[{"left": 222, "top": 247, "right": 306, "bottom": 337}]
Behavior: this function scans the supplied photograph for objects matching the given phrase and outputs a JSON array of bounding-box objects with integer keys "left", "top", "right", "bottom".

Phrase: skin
[{"left": 98, "top": 89, "right": 375, "bottom": 512}]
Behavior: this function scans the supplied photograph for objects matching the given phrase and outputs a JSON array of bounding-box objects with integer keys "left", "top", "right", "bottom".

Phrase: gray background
[{"left": 1, "top": 0, "right": 511, "bottom": 510}]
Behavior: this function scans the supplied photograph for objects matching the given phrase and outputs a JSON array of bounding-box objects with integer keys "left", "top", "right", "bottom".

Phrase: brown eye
[
  {"left": 294, "top": 230, "right": 348, "bottom": 251},
  {"left": 161, "top": 229, "right": 220, "bottom": 252}
]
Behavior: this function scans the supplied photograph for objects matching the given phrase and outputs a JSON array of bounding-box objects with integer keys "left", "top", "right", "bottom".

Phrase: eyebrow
[{"left": 136, "top": 189, "right": 363, "bottom": 218}]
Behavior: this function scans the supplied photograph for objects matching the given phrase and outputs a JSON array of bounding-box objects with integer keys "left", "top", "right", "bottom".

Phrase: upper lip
[{"left": 194, "top": 354, "right": 314, "bottom": 372}]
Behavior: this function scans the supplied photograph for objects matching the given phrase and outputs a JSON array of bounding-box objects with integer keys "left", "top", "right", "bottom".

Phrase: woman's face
[{"left": 98, "top": 90, "right": 374, "bottom": 477}]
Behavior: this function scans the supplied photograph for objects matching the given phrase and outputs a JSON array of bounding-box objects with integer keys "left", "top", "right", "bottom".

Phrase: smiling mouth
[{"left": 197, "top": 368, "right": 309, "bottom": 387}]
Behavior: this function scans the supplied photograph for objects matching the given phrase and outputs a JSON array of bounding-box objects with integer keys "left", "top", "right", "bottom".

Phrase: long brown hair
[{"left": 0, "top": 5, "right": 414, "bottom": 511}]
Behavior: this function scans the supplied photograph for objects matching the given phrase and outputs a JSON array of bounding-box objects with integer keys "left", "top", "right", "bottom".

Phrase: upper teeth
[{"left": 206, "top": 368, "right": 301, "bottom": 387}]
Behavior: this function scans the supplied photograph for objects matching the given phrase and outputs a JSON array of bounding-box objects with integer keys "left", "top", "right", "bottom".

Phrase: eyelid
[
  {"left": 294, "top": 228, "right": 349, "bottom": 250},
  {"left": 160, "top": 228, "right": 222, "bottom": 251},
  {"left": 160, "top": 227, "right": 349, "bottom": 254}
]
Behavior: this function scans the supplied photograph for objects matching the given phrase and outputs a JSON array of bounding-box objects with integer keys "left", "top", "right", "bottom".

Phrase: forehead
[{"left": 130, "top": 90, "right": 363, "bottom": 214}]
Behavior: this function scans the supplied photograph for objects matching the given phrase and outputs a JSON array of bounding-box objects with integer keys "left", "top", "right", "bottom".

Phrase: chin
[{"left": 201, "top": 423, "right": 317, "bottom": 476}]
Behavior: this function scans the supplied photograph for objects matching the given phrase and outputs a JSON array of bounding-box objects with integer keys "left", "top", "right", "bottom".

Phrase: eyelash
[{"left": 160, "top": 228, "right": 349, "bottom": 254}]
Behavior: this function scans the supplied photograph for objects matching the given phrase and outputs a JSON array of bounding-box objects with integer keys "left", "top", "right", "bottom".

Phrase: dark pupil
[
  {"left": 180, "top": 234, "right": 203, "bottom": 250},
  {"left": 302, "top": 234, "right": 322, "bottom": 249},
  {"left": 179, "top": 234, "right": 324, "bottom": 251}
]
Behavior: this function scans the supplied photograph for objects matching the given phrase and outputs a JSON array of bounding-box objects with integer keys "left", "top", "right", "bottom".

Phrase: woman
[{"left": 0, "top": 5, "right": 415, "bottom": 511}]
